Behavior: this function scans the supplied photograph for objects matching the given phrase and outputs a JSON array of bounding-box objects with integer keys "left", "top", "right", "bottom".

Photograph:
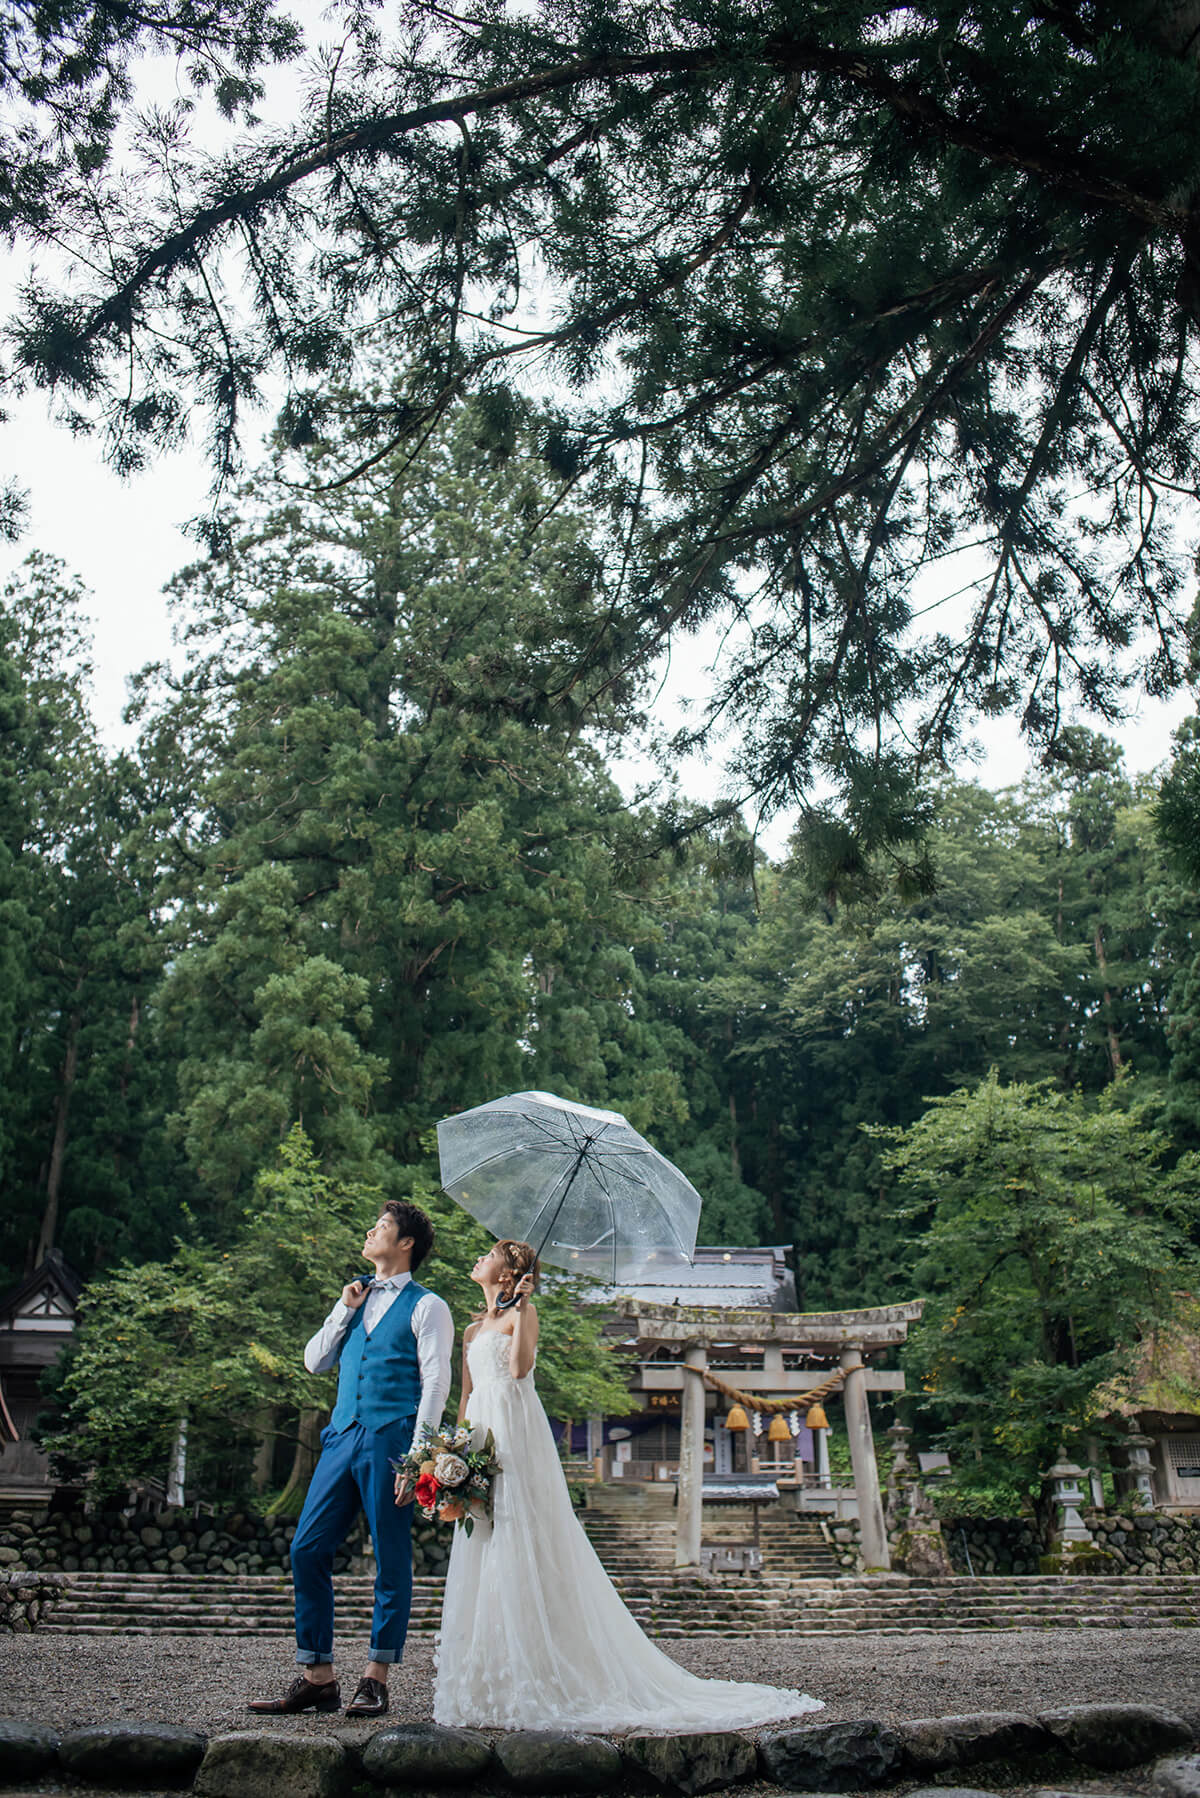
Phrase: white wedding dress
[{"left": 433, "top": 1327, "right": 823, "bottom": 1733}]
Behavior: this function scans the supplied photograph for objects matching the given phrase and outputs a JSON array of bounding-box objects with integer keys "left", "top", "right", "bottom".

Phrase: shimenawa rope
[{"left": 681, "top": 1362, "right": 845, "bottom": 1415}]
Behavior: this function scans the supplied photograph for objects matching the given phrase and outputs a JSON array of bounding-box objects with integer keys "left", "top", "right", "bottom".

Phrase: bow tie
[{"left": 368, "top": 1277, "right": 402, "bottom": 1292}]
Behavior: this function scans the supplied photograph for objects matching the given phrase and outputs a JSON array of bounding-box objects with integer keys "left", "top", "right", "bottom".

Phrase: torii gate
[{"left": 616, "top": 1299, "right": 924, "bottom": 1572}]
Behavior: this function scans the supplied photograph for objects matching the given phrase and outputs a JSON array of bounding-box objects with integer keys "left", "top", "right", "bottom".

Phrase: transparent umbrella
[{"left": 436, "top": 1090, "right": 701, "bottom": 1300}]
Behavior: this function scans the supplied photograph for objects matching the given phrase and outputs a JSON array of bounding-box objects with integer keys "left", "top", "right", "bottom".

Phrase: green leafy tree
[
  {"left": 43, "top": 1127, "right": 629, "bottom": 1501},
  {"left": 0, "top": 556, "right": 190, "bottom": 1285},
  {"left": 0, "top": 613, "right": 34, "bottom": 1195},
  {"left": 12, "top": 0, "right": 1200, "bottom": 826},
  {"left": 1156, "top": 713, "right": 1200, "bottom": 1152},
  {"left": 681, "top": 757, "right": 1199, "bottom": 1306},
  {"left": 879, "top": 1071, "right": 1200, "bottom": 1490},
  {"left": 133, "top": 397, "right": 682, "bottom": 1227}
]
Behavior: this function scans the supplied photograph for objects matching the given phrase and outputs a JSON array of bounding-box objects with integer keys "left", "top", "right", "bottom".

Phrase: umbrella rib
[
  {"left": 578, "top": 1148, "right": 621, "bottom": 1283},
  {"left": 439, "top": 1093, "right": 699, "bottom": 1274},
  {"left": 440, "top": 1142, "right": 569, "bottom": 1185},
  {"left": 498, "top": 1110, "right": 571, "bottom": 1148}
]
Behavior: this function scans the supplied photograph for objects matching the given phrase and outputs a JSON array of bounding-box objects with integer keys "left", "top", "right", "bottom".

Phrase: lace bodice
[{"left": 467, "top": 1326, "right": 535, "bottom": 1387}]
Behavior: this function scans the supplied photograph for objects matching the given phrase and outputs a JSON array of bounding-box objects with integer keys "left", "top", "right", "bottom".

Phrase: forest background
[{"left": 4, "top": 393, "right": 1200, "bottom": 1515}]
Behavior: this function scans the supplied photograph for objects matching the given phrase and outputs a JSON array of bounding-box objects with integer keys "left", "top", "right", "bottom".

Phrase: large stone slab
[
  {"left": 195, "top": 1732, "right": 349, "bottom": 1798},
  {"left": 1030, "top": 1790, "right": 1144, "bottom": 1798},
  {"left": 494, "top": 1730, "right": 623, "bottom": 1793},
  {"left": 361, "top": 1722, "right": 493, "bottom": 1785},
  {"left": 1038, "top": 1705, "right": 1194, "bottom": 1771},
  {"left": 905, "top": 1788, "right": 1001, "bottom": 1798},
  {"left": 59, "top": 1722, "right": 207, "bottom": 1784},
  {"left": 625, "top": 1731, "right": 757, "bottom": 1794},
  {"left": 899, "top": 1711, "right": 1053, "bottom": 1773},
  {"left": 1154, "top": 1755, "right": 1200, "bottom": 1798},
  {"left": 759, "top": 1719, "right": 904, "bottom": 1790},
  {"left": 0, "top": 1718, "right": 60, "bottom": 1780}
]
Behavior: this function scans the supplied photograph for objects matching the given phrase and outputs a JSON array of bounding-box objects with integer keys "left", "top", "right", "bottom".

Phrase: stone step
[{"left": 42, "top": 1567, "right": 1200, "bottom": 1640}]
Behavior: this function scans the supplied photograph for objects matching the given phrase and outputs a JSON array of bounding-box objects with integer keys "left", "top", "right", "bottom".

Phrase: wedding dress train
[{"left": 433, "top": 1327, "right": 823, "bottom": 1732}]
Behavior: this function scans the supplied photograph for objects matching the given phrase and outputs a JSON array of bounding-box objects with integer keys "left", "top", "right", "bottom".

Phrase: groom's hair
[{"left": 381, "top": 1199, "right": 435, "bottom": 1271}]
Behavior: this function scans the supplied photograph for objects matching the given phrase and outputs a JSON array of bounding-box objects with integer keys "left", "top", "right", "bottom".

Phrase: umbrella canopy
[{"left": 436, "top": 1090, "right": 701, "bottom": 1283}]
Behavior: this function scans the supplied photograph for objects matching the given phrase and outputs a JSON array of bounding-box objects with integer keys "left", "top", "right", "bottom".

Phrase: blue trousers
[{"left": 290, "top": 1415, "right": 415, "bottom": 1666}]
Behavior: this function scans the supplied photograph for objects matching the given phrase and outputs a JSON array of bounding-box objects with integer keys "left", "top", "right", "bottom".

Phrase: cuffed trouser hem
[
  {"left": 295, "top": 1650, "right": 333, "bottom": 1666},
  {"left": 368, "top": 1646, "right": 400, "bottom": 1663}
]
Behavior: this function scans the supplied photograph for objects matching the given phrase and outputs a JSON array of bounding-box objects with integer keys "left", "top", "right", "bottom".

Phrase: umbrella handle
[{"left": 495, "top": 1289, "right": 522, "bottom": 1312}]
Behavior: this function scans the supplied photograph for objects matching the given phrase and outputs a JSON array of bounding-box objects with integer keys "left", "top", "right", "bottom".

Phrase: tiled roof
[{"left": 583, "top": 1246, "right": 796, "bottom": 1311}]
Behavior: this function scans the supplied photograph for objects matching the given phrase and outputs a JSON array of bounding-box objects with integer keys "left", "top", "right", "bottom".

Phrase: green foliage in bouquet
[{"left": 395, "top": 1421, "right": 501, "bottom": 1537}]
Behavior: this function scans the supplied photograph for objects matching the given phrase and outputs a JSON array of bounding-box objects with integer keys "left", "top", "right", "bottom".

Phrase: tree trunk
[
  {"left": 726, "top": 1015, "right": 741, "bottom": 1179},
  {"left": 267, "top": 1408, "right": 324, "bottom": 1517},
  {"left": 37, "top": 979, "right": 84, "bottom": 1263},
  {"left": 1093, "top": 924, "right": 1123, "bottom": 1077},
  {"left": 119, "top": 991, "right": 141, "bottom": 1100},
  {"left": 252, "top": 1409, "right": 278, "bottom": 1493}
]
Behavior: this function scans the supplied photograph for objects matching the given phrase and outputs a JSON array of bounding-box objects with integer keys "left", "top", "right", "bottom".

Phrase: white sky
[{"left": 1, "top": 18, "right": 1194, "bottom": 856}]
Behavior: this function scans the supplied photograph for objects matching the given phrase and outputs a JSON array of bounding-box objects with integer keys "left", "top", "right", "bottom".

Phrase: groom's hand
[{"left": 341, "top": 1278, "right": 371, "bottom": 1309}]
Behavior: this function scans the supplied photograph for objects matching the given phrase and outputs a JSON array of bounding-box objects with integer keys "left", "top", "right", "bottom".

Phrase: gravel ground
[{"left": 1, "top": 1628, "right": 1198, "bottom": 1740}]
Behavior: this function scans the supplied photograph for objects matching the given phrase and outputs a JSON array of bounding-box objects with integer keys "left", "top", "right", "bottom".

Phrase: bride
[{"left": 430, "top": 1239, "right": 823, "bottom": 1733}]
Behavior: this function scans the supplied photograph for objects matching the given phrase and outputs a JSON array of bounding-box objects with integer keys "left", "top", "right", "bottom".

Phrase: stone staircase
[
  {"left": 695, "top": 1511, "right": 843, "bottom": 1579},
  {"left": 41, "top": 1567, "right": 1200, "bottom": 1639},
  {"left": 32, "top": 1482, "right": 1200, "bottom": 1637}
]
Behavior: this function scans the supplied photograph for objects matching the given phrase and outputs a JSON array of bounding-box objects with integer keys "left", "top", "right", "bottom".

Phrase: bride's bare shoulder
[{"left": 463, "top": 1320, "right": 484, "bottom": 1344}]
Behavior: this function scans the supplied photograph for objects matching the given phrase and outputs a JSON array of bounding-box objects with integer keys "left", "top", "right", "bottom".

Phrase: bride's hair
[{"left": 487, "top": 1238, "right": 541, "bottom": 1311}]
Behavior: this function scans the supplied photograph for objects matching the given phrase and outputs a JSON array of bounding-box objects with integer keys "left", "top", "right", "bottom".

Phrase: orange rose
[{"left": 439, "top": 1499, "right": 465, "bottom": 1522}]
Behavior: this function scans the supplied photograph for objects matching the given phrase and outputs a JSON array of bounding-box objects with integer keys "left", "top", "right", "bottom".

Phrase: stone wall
[
  {"left": 0, "top": 1570, "right": 68, "bottom": 1634},
  {"left": 0, "top": 1504, "right": 452, "bottom": 1580},
  {"left": 821, "top": 1517, "right": 862, "bottom": 1572},
  {"left": 937, "top": 1512, "right": 1200, "bottom": 1576},
  {"left": 1088, "top": 1513, "right": 1200, "bottom": 1572},
  {"left": 944, "top": 1517, "right": 1041, "bottom": 1575}
]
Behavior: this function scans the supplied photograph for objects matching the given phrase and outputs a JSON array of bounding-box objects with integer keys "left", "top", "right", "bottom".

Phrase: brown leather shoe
[
  {"left": 248, "top": 1674, "right": 341, "bottom": 1714},
  {"left": 344, "top": 1676, "right": 389, "bottom": 1718}
]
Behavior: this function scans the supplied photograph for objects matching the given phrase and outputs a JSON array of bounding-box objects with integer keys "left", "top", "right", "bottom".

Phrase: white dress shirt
[{"left": 304, "top": 1271, "right": 454, "bottom": 1441}]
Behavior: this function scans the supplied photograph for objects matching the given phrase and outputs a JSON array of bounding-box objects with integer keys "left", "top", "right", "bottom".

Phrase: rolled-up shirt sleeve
[
  {"left": 413, "top": 1293, "right": 455, "bottom": 1441},
  {"left": 304, "top": 1300, "right": 353, "bottom": 1374}
]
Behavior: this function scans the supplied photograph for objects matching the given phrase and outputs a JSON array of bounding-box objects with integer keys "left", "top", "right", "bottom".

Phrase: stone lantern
[
  {"left": 1044, "top": 1449, "right": 1093, "bottom": 1544},
  {"left": 886, "top": 1421, "right": 952, "bottom": 1576},
  {"left": 1114, "top": 1420, "right": 1157, "bottom": 1511},
  {"left": 1040, "top": 1446, "right": 1111, "bottom": 1572}
]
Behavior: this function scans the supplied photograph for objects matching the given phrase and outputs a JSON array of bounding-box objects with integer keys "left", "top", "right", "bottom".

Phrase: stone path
[{"left": 2, "top": 1626, "right": 1198, "bottom": 1737}]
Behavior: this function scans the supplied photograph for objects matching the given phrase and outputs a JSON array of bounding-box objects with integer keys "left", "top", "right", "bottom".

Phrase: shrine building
[
  {"left": 565, "top": 1245, "right": 922, "bottom": 1571},
  {"left": 0, "top": 1250, "right": 81, "bottom": 1503}
]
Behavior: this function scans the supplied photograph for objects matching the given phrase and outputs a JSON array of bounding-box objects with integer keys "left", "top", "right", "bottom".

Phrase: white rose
[{"left": 434, "top": 1452, "right": 469, "bottom": 1488}]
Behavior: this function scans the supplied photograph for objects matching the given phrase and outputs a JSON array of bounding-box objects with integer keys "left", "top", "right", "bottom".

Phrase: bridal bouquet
[{"left": 393, "top": 1422, "right": 501, "bottom": 1536}]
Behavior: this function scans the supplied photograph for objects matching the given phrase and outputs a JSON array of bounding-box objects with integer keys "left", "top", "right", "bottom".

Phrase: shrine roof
[
  {"left": 584, "top": 1245, "right": 796, "bottom": 1311},
  {"left": 614, "top": 1296, "right": 923, "bottom": 1347},
  {"left": 0, "top": 1247, "right": 83, "bottom": 1327}
]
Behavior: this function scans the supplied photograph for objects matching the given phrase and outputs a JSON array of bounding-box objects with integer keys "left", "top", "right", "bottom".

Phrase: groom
[{"left": 250, "top": 1199, "right": 454, "bottom": 1719}]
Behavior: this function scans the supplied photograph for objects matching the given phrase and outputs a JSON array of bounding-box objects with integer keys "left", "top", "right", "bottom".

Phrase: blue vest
[{"left": 330, "top": 1279, "right": 427, "bottom": 1433}]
